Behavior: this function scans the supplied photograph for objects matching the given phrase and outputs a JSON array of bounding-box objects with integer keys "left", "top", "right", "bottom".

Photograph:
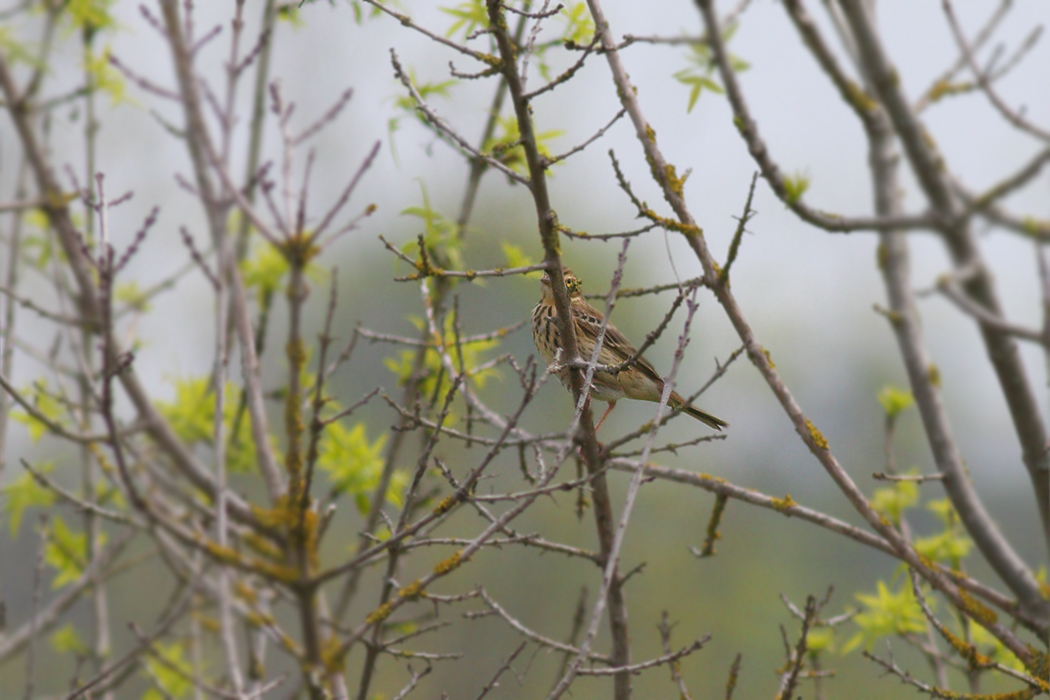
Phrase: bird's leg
[{"left": 594, "top": 401, "right": 617, "bottom": 431}]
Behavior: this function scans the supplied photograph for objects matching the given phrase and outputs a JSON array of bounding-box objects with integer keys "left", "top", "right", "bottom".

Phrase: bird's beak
[{"left": 540, "top": 272, "right": 551, "bottom": 287}]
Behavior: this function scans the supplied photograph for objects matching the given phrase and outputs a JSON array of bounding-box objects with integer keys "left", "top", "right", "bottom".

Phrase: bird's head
[{"left": 540, "top": 268, "right": 583, "bottom": 300}]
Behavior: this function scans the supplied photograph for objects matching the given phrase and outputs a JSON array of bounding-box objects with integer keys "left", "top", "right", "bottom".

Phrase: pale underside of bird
[{"left": 531, "top": 268, "right": 728, "bottom": 431}]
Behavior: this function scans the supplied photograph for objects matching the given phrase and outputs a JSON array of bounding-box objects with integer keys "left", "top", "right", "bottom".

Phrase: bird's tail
[{"left": 670, "top": 391, "right": 728, "bottom": 430}]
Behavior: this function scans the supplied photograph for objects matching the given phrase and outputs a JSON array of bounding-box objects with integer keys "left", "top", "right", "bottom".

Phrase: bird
[{"left": 532, "top": 267, "right": 728, "bottom": 431}]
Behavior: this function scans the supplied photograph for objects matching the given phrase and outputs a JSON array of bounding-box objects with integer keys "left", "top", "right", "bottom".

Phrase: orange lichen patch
[
  {"left": 844, "top": 80, "right": 878, "bottom": 113},
  {"left": 202, "top": 539, "right": 240, "bottom": 565},
  {"left": 321, "top": 635, "right": 346, "bottom": 673},
  {"left": 664, "top": 163, "right": 685, "bottom": 198},
  {"left": 278, "top": 631, "right": 301, "bottom": 656},
  {"left": 876, "top": 242, "right": 889, "bottom": 271},
  {"left": 250, "top": 496, "right": 319, "bottom": 570},
  {"left": 252, "top": 558, "right": 300, "bottom": 585},
  {"left": 939, "top": 625, "right": 993, "bottom": 669},
  {"left": 434, "top": 550, "right": 465, "bottom": 576},
  {"left": 770, "top": 494, "right": 797, "bottom": 514},
  {"left": 244, "top": 532, "right": 284, "bottom": 562},
  {"left": 927, "top": 363, "right": 941, "bottom": 387},
  {"left": 192, "top": 611, "right": 220, "bottom": 634},
  {"left": 433, "top": 494, "right": 458, "bottom": 516},
  {"left": 279, "top": 231, "right": 320, "bottom": 267},
  {"left": 88, "top": 443, "right": 116, "bottom": 475},
  {"left": 398, "top": 579, "right": 426, "bottom": 600},
  {"left": 806, "top": 419, "right": 829, "bottom": 450},
  {"left": 365, "top": 601, "right": 394, "bottom": 626},
  {"left": 245, "top": 611, "right": 274, "bottom": 629},
  {"left": 1024, "top": 648, "right": 1048, "bottom": 683},
  {"left": 233, "top": 580, "right": 258, "bottom": 605},
  {"left": 958, "top": 589, "right": 998, "bottom": 628}
]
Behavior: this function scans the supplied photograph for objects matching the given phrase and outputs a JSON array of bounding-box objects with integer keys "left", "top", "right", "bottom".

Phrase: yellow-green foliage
[
  {"left": 483, "top": 115, "right": 564, "bottom": 175},
  {"left": 401, "top": 184, "right": 465, "bottom": 271},
  {"left": 391, "top": 72, "right": 457, "bottom": 142},
  {"left": 0, "top": 26, "right": 41, "bottom": 68},
  {"left": 843, "top": 580, "right": 926, "bottom": 653},
  {"left": 870, "top": 475, "right": 918, "bottom": 525},
  {"left": 3, "top": 462, "right": 57, "bottom": 535},
  {"left": 45, "top": 516, "right": 105, "bottom": 589},
  {"left": 914, "top": 499, "right": 972, "bottom": 567},
  {"left": 318, "top": 421, "right": 405, "bottom": 515},
  {"left": 115, "top": 280, "right": 151, "bottom": 313},
  {"left": 65, "top": 0, "right": 117, "bottom": 32},
  {"left": 10, "top": 380, "right": 64, "bottom": 442},
  {"left": 877, "top": 385, "right": 914, "bottom": 417},
  {"left": 142, "top": 642, "right": 194, "bottom": 700},
  {"left": 240, "top": 240, "right": 290, "bottom": 299},
  {"left": 384, "top": 313, "right": 500, "bottom": 404},
  {"left": 83, "top": 47, "right": 127, "bottom": 106},
  {"left": 782, "top": 171, "right": 811, "bottom": 206},
  {"left": 50, "top": 623, "right": 90, "bottom": 655},
  {"left": 241, "top": 235, "right": 327, "bottom": 301},
  {"left": 501, "top": 242, "right": 541, "bottom": 279},
  {"left": 672, "top": 59, "right": 723, "bottom": 114},
  {"left": 441, "top": 0, "right": 488, "bottom": 39},
  {"left": 559, "top": 3, "right": 595, "bottom": 45},
  {"left": 671, "top": 25, "right": 746, "bottom": 114},
  {"left": 156, "top": 377, "right": 272, "bottom": 473},
  {"left": 806, "top": 627, "right": 835, "bottom": 655}
]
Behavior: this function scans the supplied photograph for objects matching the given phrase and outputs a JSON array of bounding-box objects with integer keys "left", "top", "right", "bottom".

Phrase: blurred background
[{"left": 1, "top": 0, "right": 1047, "bottom": 697}]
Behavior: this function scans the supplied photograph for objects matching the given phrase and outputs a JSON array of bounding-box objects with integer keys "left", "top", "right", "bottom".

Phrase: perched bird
[{"left": 532, "top": 268, "right": 728, "bottom": 431}]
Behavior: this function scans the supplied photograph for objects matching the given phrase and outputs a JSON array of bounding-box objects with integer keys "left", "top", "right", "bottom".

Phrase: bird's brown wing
[{"left": 573, "top": 303, "right": 664, "bottom": 386}]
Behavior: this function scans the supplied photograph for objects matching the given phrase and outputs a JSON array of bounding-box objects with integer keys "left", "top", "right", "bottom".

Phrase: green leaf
[
  {"left": 240, "top": 243, "right": 290, "bottom": 298},
  {"left": 914, "top": 499, "right": 971, "bottom": 566},
  {"left": 384, "top": 313, "right": 500, "bottom": 399},
  {"left": 46, "top": 516, "right": 105, "bottom": 589},
  {"left": 441, "top": 0, "right": 487, "bottom": 38},
  {"left": 559, "top": 3, "right": 595, "bottom": 44},
  {"left": 3, "top": 463, "right": 56, "bottom": 535},
  {"left": 968, "top": 620, "right": 1025, "bottom": 671},
  {"left": 501, "top": 242, "right": 540, "bottom": 278},
  {"left": 142, "top": 642, "right": 193, "bottom": 699},
  {"left": 157, "top": 377, "right": 214, "bottom": 445},
  {"left": 0, "top": 27, "right": 43, "bottom": 69},
  {"left": 877, "top": 385, "right": 914, "bottom": 417},
  {"left": 913, "top": 529, "right": 972, "bottom": 566},
  {"left": 672, "top": 72, "right": 723, "bottom": 113},
  {"left": 51, "top": 624, "right": 90, "bottom": 655},
  {"left": 156, "top": 377, "right": 272, "bottom": 474},
  {"left": 842, "top": 580, "right": 926, "bottom": 653},
  {"left": 85, "top": 47, "right": 128, "bottom": 106},
  {"left": 10, "top": 380, "right": 65, "bottom": 443},
  {"left": 115, "top": 280, "right": 151, "bottom": 313},
  {"left": 482, "top": 115, "right": 563, "bottom": 176},
  {"left": 318, "top": 422, "right": 387, "bottom": 514},
  {"left": 401, "top": 183, "right": 464, "bottom": 271},
  {"left": 806, "top": 627, "right": 835, "bottom": 654},
  {"left": 277, "top": 4, "right": 304, "bottom": 26},
  {"left": 869, "top": 475, "right": 918, "bottom": 525},
  {"left": 783, "top": 171, "right": 810, "bottom": 205},
  {"left": 66, "top": 0, "right": 117, "bottom": 33}
]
